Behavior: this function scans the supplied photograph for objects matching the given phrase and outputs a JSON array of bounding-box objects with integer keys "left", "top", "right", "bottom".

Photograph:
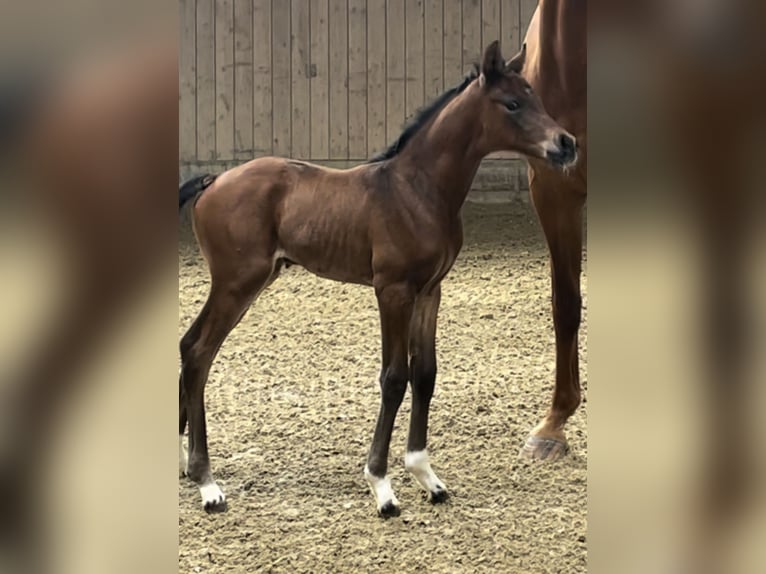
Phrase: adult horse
[
  {"left": 178, "top": 41, "right": 578, "bottom": 517},
  {"left": 520, "top": 0, "right": 587, "bottom": 461}
]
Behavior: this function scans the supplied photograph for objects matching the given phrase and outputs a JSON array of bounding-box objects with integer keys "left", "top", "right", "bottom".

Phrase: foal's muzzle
[{"left": 545, "top": 133, "right": 578, "bottom": 168}]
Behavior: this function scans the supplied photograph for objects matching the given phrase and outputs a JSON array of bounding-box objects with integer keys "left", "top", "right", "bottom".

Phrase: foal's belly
[
  {"left": 297, "top": 257, "right": 374, "bottom": 286},
  {"left": 275, "top": 199, "right": 461, "bottom": 290},
  {"left": 277, "top": 242, "right": 374, "bottom": 286},
  {"left": 276, "top": 196, "right": 375, "bottom": 285}
]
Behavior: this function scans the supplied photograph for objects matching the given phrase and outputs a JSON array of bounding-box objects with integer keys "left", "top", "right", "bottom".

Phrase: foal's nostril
[
  {"left": 545, "top": 132, "right": 577, "bottom": 167},
  {"left": 558, "top": 133, "right": 576, "bottom": 152}
]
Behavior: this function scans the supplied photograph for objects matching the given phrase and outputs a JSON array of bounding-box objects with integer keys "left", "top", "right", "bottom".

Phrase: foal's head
[{"left": 473, "top": 41, "right": 577, "bottom": 168}]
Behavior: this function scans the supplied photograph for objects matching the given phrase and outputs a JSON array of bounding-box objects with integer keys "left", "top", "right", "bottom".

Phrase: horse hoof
[
  {"left": 378, "top": 501, "right": 401, "bottom": 518},
  {"left": 203, "top": 499, "right": 228, "bottom": 513},
  {"left": 521, "top": 435, "right": 569, "bottom": 461},
  {"left": 429, "top": 487, "right": 449, "bottom": 504},
  {"left": 200, "top": 481, "right": 227, "bottom": 513}
]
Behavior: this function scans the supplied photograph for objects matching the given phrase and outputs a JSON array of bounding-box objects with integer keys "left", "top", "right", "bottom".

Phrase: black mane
[{"left": 368, "top": 66, "right": 479, "bottom": 163}]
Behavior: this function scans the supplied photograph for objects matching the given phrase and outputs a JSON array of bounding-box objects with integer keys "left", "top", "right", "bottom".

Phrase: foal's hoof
[
  {"left": 521, "top": 435, "right": 570, "bottom": 462},
  {"left": 429, "top": 487, "right": 449, "bottom": 504},
  {"left": 204, "top": 498, "right": 228, "bottom": 514},
  {"left": 200, "top": 481, "right": 228, "bottom": 513},
  {"left": 378, "top": 501, "right": 401, "bottom": 518}
]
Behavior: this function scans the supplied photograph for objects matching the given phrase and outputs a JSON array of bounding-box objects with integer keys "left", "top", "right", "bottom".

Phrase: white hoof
[
  {"left": 199, "top": 480, "right": 227, "bottom": 513},
  {"left": 405, "top": 450, "right": 448, "bottom": 502},
  {"left": 364, "top": 465, "right": 400, "bottom": 517}
]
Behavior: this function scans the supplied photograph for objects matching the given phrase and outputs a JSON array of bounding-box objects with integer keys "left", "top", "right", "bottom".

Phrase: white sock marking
[
  {"left": 179, "top": 435, "right": 188, "bottom": 477},
  {"left": 199, "top": 480, "right": 225, "bottom": 508},
  {"left": 404, "top": 450, "right": 446, "bottom": 495},
  {"left": 364, "top": 465, "right": 399, "bottom": 511}
]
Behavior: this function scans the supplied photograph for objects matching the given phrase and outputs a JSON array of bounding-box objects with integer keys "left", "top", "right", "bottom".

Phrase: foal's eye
[{"left": 505, "top": 99, "right": 521, "bottom": 112}]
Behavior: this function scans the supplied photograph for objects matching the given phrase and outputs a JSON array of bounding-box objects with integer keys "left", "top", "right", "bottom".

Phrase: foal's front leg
[
  {"left": 405, "top": 285, "right": 448, "bottom": 502},
  {"left": 365, "top": 282, "right": 415, "bottom": 517}
]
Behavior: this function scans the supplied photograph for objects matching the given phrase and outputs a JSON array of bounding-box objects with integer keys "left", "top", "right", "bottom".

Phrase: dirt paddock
[{"left": 178, "top": 200, "right": 587, "bottom": 574}]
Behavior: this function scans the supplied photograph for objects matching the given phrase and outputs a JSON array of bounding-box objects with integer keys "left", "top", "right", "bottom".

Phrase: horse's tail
[{"left": 179, "top": 173, "right": 217, "bottom": 212}]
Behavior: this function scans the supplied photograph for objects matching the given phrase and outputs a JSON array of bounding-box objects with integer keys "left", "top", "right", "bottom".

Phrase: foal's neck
[{"left": 396, "top": 88, "right": 486, "bottom": 216}]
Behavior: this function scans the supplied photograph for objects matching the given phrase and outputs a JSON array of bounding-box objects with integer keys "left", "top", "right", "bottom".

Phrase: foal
[{"left": 179, "top": 41, "right": 577, "bottom": 517}]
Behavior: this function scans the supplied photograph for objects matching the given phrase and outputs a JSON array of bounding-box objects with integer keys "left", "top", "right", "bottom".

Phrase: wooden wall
[{"left": 180, "top": 0, "right": 540, "bottom": 195}]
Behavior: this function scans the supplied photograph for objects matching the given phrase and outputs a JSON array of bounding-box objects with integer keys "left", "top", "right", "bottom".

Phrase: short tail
[{"left": 179, "top": 173, "right": 217, "bottom": 211}]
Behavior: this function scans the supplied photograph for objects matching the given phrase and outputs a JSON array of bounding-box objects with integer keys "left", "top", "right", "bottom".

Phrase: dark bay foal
[{"left": 179, "top": 41, "right": 577, "bottom": 517}]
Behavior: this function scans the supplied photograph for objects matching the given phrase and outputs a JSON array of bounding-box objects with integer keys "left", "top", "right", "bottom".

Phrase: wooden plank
[
  {"left": 215, "top": 0, "right": 235, "bottom": 160},
  {"left": 501, "top": 0, "right": 521, "bottom": 53},
  {"left": 310, "top": 0, "right": 330, "bottom": 159},
  {"left": 328, "top": 0, "right": 348, "bottom": 159},
  {"left": 179, "top": 0, "right": 196, "bottom": 162},
  {"left": 514, "top": 0, "right": 535, "bottom": 183},
  {"left": 481, "top": 0, "right": 500, "bottom": 53},
  {"left": 196, "top": 0, "right": 216, "bottom": 161},
  {"left": 404, "top": 0, "right": 425, "bottom": 121},
  {"left": 347, "top": 0, "right": 367, "bottom": 159},
  {"left": 520, "top": 0, "right": 537, "bottom": 38},
  {"left": 462, "top": 0, "right": 482, "bottom": 72},
  {"left": 272, "top": 0, "right": 292, "bottom": 156},
  {"left": 481, "top": 0, "right": 505, "bottom": 162},
  {"left": 443, "top": 0, "right": 463, "bottom": 86},
  {"left": 494, "top": 0, "right": 521, "bottom": 159},
  {"left": 385, "top": 0, "right": 405, "bottom": 145},
  {"left": 234, "top": 0, "right": 253, "bottom": 159},
  {"left": 423, "top": 0, "right": 443, "bottom": 100},
  {"left": 366, "top": 0, "right": 386, "bottom": 158},
  {"left": 252, "top": 0, "right": 272, "bottom": 156},
  {"left": 291, "top": 0, "right": 311, "bottom": 159}
]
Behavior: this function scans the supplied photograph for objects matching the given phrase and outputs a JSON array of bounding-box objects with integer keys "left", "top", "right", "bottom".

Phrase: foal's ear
[
  {"left": 505, "top": 43, "right": 527, "bottom": 75},
  {"left": 480, "top": 40, "right": 505, "bottom": 85}
]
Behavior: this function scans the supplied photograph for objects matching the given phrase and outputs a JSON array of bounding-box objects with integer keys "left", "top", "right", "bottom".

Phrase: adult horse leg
[
  {"left": 523, "top": 173, "right": 585, "bottom": 461},
  {"left": 404, "top": 285, "right": 448, "bottom": 502},
  {"left": 180, "top": 260, "right": 277, "bottom": 511},
  {"left": 365, "top": 282, "right": 415, "bottom": 517}
]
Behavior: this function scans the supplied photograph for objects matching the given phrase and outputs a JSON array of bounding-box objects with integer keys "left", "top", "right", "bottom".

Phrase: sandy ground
[{"left": 178, "top": 200, "right": 587, "bottom": 573}]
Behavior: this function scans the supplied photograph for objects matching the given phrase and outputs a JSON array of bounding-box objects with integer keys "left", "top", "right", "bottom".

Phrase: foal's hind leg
[
  {"left": 180, "top": 262, "right": 275, "bottom": 511},
  {"left": 179, "top": 300, "right": 212, "bottom": 477},
  {"left": 365, "top": 282, "right": 415, "bottom": 517},
  {"left": 405, "top": 285, "right": 448, "bottom": 503}
]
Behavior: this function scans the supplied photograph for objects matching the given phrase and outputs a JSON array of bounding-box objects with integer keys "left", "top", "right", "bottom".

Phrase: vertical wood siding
[{"left": 180, "top": 0, "right": 539, "bottom": 164}]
